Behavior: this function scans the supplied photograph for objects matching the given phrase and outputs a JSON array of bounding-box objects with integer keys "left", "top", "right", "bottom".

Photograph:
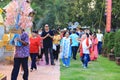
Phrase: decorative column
[
  {"left": 106, "top": 0, "right": 112, "bottom": 32},
  {"left": 0, "top": 8, "right": 4, "bottom": 40}
]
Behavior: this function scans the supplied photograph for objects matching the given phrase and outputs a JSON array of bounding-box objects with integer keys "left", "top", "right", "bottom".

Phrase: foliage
[
  {"left": 31, "top": 0, "right": 107, "bottom": 29},
  {"left": 112, "top": 0, "right": 120, "bottom": 29},
  {"left": 107, "top": 32, "right": 115, "bottom": 53},
  {"left": 0, "top": 0, "right": 120, "bottom": 30},
  {"left": 103, "top": 30, "right": 120, "bottom": 57},
  {"left": 61, "top": 55, "right": 120, "bottom": 80},
  {"left": 102, "top": 33, "right": 109, "bottom": 54},
  {"left": 0, "top": 0, "right": 10, "bottom": 8},
  {"left": 31, "top": 0, "right": 69, "bottom": 29},
  {"left": 114, "top": 30, "right": 120, "bottom": 57},
  {"left": 0, "top": 0, "right": 10, "bottom": 17}
]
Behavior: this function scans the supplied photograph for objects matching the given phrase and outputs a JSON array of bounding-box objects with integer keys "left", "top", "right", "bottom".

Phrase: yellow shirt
[
  {"left": 0, "top": 8, "right": 3, "bottom": 24},
  {"left": 0, "top": 14, "right": 3, "bottom": 24},
  {"left": 0, "top": 8, "right": 3, "bottom": 14},
  {"left": 53, "top": 35, "right": 61, "bottom": 45}
]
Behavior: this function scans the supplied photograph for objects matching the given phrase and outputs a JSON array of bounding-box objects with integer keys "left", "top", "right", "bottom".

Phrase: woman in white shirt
[{"left": 80, "top": 33, "right": 92, "bottom": 69}]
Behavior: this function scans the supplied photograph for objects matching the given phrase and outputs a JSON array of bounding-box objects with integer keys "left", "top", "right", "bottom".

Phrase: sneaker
[
  {"left": 30, "top": 69, "right": 33, "bottom": 72},
  {"left": 41, "top": 58, "right": 43, "bottom": 61},
  {"left": 51, "top": 63, "right": 55, "bottom": 65},
  {"left": 34, "top": 68, "right": 37, "bottom": 70},
  {"left": 63, "top": 64, "right": 65, "bottom": 67},
  {"left": 82, "top": 64, "right": 84, "bottom": 67},
  {"left": 83, "top": 66, "right": 87, "bottom": 69},
  {"left": 66, "top": 66, "right": 69, "bottom": 68},
  {"left": 37, "top": 61, "right": 40, "bottom": 65},
  {"left": 73, "top": 58, "right": 77, "bottom": 60},
  {"left": 46, "top": 63, "right": 49, "bottom": 65}
]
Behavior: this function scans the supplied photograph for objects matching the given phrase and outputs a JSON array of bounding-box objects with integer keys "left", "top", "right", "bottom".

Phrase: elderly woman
[
  {"left": 11, "top": 28, "right": 29, "bottom": 80},
  {"left": 60, "top": 32, "right": 71, "bottom": 67},
  {"left": 29, "top": 30, "right": 41, "bottom": 72}
]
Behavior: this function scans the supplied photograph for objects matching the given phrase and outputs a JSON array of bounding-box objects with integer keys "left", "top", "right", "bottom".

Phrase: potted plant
[
  {"left": 107, "top": 32, "right": 115, "bottom": 61},
  {"left": 114, "top": 30, "right": 120, "bottom": 65},
  {"left": 108, "top": 48, "right": 115, "bottom": 61}
]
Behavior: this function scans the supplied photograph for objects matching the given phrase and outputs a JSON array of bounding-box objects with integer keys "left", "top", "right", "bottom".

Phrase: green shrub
[
  {"left": 114, "top": 30, "right": 120, "bottom": 57},
  {"left": 102, "top": 33, "right": 109, "bottom": 54},
  {"left": 107, "top": 32, "right": 115, "bottom": 53}
]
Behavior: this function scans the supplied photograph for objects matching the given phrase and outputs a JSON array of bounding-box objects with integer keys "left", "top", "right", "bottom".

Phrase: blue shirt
[{"left": 70, "top": 33, "right": 79, "bottom": 47}]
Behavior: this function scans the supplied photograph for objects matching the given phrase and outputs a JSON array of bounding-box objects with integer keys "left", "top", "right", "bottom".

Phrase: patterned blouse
[{"left": 14, "top": 32, "right": 29, "bottom": 58}]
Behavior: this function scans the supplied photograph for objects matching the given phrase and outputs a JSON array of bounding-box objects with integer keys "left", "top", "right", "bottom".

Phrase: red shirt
[
  {"left": 30, "top": 36, "right": 41, "bottom": 53},
  {"left": 39, "top": 36, "right": 43, "bottom": 48}
]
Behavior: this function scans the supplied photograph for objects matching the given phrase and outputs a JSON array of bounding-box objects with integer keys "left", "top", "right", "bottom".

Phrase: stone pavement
[{"left": 0, "top": 59, "right": 60, "bottom": 80}]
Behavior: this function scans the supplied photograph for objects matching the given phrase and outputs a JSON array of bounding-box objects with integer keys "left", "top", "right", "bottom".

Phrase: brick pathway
[{"left": 0, "top": 59, "right": 60, "bottom": 80}]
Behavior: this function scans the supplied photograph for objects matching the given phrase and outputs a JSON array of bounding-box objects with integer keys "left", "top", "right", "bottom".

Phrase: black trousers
[
  {"left": 72, "top": 46, "right": 78, "bottom": 60},
  {"left": 44, "top": 48, "right": 54, "bottom": 65},
  {"left": 30, "top": 53, "right": 38, "bottom": 70},
  {"left": 38, "top": 48, "right": 44, "bottom": 59},
  {"left": 11, "top": 57, "right": 28, "bottom": 80},
  {"left": 98, "top": 41, "right": 102, "bottom": 54},
  {"left": 53, "top": 45, "right": 60, "bottom": 60}
]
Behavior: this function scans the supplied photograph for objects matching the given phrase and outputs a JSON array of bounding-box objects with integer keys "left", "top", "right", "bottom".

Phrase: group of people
[
  {"left": 60, "top": 27, "right": 103, "bottom": 68},
  {"left": 11, "top": 24, "right": 61, "bottom": 80},
  {"left": 10, "top": 24, "right": 103, "bottom": 80}
]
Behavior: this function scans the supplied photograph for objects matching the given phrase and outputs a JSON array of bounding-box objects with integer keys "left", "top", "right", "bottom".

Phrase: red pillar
[{"left": 106, "top": 0, "right": 112, "bottom": 32}]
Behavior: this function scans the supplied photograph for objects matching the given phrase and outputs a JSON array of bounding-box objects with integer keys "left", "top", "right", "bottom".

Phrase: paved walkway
[{"left": 0, "top": 59, "right": 60, "bottom": 80}]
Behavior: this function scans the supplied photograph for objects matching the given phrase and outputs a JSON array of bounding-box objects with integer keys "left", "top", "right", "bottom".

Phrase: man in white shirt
[{"left": 96, "top": 29, "right": 103, "bottom": 54}]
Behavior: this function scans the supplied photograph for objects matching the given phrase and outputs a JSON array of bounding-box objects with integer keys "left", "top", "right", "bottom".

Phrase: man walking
[{"left": 41, "top": 24, "right": 55, "bottom": 65}]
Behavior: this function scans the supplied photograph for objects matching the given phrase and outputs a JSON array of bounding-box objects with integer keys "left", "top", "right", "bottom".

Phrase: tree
[
  {"left": 112, "top": 0, "right": 120, "bottom": 30},
  {"left": 31, "top": 0, "right": 69, "bottom": 29},
  {"left": 1, "top": 0, "right": 120, "bottom": 30},
  {"left": 0, "top": 0, "right": 10, "bottom": 8}
]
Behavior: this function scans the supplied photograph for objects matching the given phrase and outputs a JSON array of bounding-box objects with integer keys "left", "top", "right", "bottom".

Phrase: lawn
[{"left": 60, "top": 55, "right": 120, "bottom": 80}]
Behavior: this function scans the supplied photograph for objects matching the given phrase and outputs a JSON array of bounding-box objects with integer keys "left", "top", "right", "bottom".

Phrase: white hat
[{"left": 64, "top": 28, "right": 67, "bottom": 31}]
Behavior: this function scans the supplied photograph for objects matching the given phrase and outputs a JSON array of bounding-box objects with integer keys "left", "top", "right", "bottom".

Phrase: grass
[{"left": 60, "top": 55, "right": 120, "bottom": 80}]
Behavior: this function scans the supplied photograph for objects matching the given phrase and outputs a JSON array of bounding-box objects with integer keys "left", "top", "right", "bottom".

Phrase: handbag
[{"left": 53, "top": 44, "right": 57, "bottom": 51}]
